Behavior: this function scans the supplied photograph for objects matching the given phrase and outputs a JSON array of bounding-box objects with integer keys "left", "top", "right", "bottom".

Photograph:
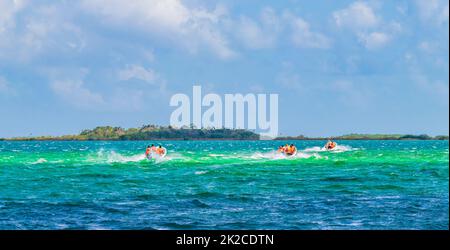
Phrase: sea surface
[{"left": 0, "top": 140, "right": 448, "bottom": 229}]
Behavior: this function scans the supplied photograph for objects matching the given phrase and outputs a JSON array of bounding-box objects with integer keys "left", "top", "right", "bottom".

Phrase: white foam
[
  {"left": 303, "top": 144, "right": 355, "bottom": 153},
  {"left": 247, "top": 151, "right": 284, "bottom": 160},
  {"left": 107, "top": 151, "right": 146, "bottom": 163},
  {"left": 242, "top": 144, "right": 356, "bottom": 161},
  {"left": 151, "top": 154, "right": 170, "bottom": 164},
  {"left": 209, "top": 154, "right": 226, "bottom": 157},
  {"left": 151, "top": 152, "right": 187, "bottom": 163},
  {"left": 31, "top": 158, "right": 47, "bottom": 164},
  {"left": 329, "top": 144, "right": 355, "bottom": 152},
  {"left": 247, "top": 150, "right": 317, "bottom": 160},
  {"left": 92, "top": 149, "right": 146, "bottom": 163},
  {"left": 296, "top": 152, "right": 322, "bottom": 159},
  {"left": 303, "top": 146, "right": 325, "bottom": 152}
]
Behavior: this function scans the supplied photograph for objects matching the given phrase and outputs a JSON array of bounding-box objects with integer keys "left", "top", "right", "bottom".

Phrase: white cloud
[
  {"left": 81, "top": 0, "right": 236, "bottom": 59},
  {"left": 46, "top": 66, "right": 167, "bottom": 111},
  {"left": 50, "top": 79, "right": 105, "bottom": 108},
  {"left": 46, "top": 67, "right": 105, "bottom": 109},
  {"left": 118, "top": 65, "right": 158, "bottom": 84},
  {"left": 236, "top": 16, "right": 275, "bottom": 49},
  {"left": 23, "top": 7, "right": 86, "bottom": 53},
  {"left": 143, "top": 50, "right": 155, "bottom": 62},
  {"left": 358, "top": 32, "right": 390, "bottom": 49},
  {"left": 0, "top": 76, "right": 14, "bottom": 95},
  {"left": 2, "top": 1, "right": 334, "bottom": 63},
  {"left": 0, "top": 3, "right": 87, "bottom": 62},
  {"left": 333, "top": 1, "right": 400, "bottom": 50},
  {"left": 396, "top": 3, "right": 409, "bottom": 16},
  {"left": 418, "top": 41, "right": 438, "bottom": 53},
  {"left": 235, "top": 8, "right": 281, "bottom": 49},
  {"left": 50, "top": 77, "right": 151, "bottom": 111},
  {"left": 109, "top": 88, "right": 145, "bottom": 111},
  {"left": 0, "top": 0, "right": 28, "bottom": 57},
  {"left": 415, "top": 0, "right": 449, "bottom": 26},
  {"left": 275, "top": 62, "right": 311, "bottom": 95},
  {"left": 333, "top": 1, "right": 379, "bottom": 30},
  {"left": 235, "top": 8, "right": 330, "bottom": 50},
  {"left": 0, "top": 0, "right": 27, "bottom": 33},
  {"left": 275, "top": 64, "right": 373, "bottom": 108},
  {"left": 288, "top": 14, "right": 331, "bottom": 49}
]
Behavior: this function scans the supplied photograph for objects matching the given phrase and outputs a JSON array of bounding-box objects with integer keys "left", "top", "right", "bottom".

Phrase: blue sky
[{"left": 0, "top": 0, "right": 448, "bottom": 137}]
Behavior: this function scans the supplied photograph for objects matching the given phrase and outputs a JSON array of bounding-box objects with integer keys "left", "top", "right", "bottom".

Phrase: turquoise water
[{"left": 0, "top": 140, "right": 448, "bottom": 229}]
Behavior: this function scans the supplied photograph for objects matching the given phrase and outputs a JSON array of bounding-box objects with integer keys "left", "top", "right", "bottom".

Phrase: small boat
[
  {"left": 284, "top": 148, "right": 297, "bottom": 157},
  {"left": 324, "top": 142, "right": 337, "bottom": 150},
  {"left": 146, "top": 147, "right": 167, "bottom": 160},
  {"left": 279, "top": 147, "right": 297, "bottom": 157}
]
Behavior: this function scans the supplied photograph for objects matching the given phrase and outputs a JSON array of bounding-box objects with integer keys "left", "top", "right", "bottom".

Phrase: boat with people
[
  {"left": 145, "top": 144, "right": 167, "bottom": 160},
  {"left": 277, "top": 144, "right": 297, "bottom": 157},
  {"left": 144, "top": 140, "right": 341, "bottom": 162},
  {"left": 324, "top": 140, "right": 337, "bottom": 150}
]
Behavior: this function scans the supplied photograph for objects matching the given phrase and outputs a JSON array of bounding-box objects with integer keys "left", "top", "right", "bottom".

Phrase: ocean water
[{"left": 0, "top": 140, "right": 448, "bottom": 230}]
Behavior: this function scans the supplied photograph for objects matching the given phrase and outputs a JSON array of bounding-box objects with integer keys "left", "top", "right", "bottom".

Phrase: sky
[{"left": 0, "top": 0, "right": 448, "bottom": 137}]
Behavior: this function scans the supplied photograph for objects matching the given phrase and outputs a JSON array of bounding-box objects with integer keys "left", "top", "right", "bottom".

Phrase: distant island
[
  {"left": 276, "top": 133, "right": 449, "bottom": 141},
  {"left": 0, "top": 125, "right": 448, "bottom": 141},
  {"left": 1, "top": 125, "right": 259, "bottom": 141}
]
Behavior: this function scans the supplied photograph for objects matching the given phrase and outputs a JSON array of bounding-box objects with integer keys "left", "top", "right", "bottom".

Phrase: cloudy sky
[{"left": 0, "top": 0, "right": 448, "bottom": 137}]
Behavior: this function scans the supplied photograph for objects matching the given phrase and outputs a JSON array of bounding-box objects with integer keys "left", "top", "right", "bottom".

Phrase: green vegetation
[
  {"left": 434, "top": 135, "right": 450, "bottom": 140},
  {"left": 1, "top": 127, "right": 447, "bottom": 141},
  {"left": 276, "top": 133, "right": 449, "bottom": 140},
  {"left": 3, "top": 125, "right": 260, "bottom": 141},
  {"left": 336, "top": 133, "right": 405, "bottom": 140}
]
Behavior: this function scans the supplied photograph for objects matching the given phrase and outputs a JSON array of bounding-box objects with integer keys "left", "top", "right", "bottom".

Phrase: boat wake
[
  {"left": 106, "top": 151, "right": 146, "bottom": 163},
  {"left": 247, "top": 150, "right": 322, "bottom": 160},
  {"left": 303, "top": 144, "right": 355, "bottom": 153},
  {"left": 80, "top": 144, "right": 357, "bottom": 166},
  {"left": 90, "top": 149, "right": 181, "bottom": 164},
  {"left": 91, "top": 149, "right": 146, "bottom": 164},
  {"left": 31, "top": 158, "right": 48, "bottom": 164}
]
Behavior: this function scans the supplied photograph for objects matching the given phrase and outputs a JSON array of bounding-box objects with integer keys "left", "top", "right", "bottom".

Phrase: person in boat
[
  {"left": 145, "top": 145, "right": 152, "bottom": 157},
  {"left": 150, "top": 144, "right": 157, "bottom": 152},
  {"left": 277, "top": 145, "right": 284, "bottom": 153},
  {"left": 156, "top": 145, "right": 165, "bottom": 156},
  {"left": 325, "top": 139, "right": 336, "bottom": 149},
  {"left": 286, "top": 144, "right": 297, "bottom": 155}
]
